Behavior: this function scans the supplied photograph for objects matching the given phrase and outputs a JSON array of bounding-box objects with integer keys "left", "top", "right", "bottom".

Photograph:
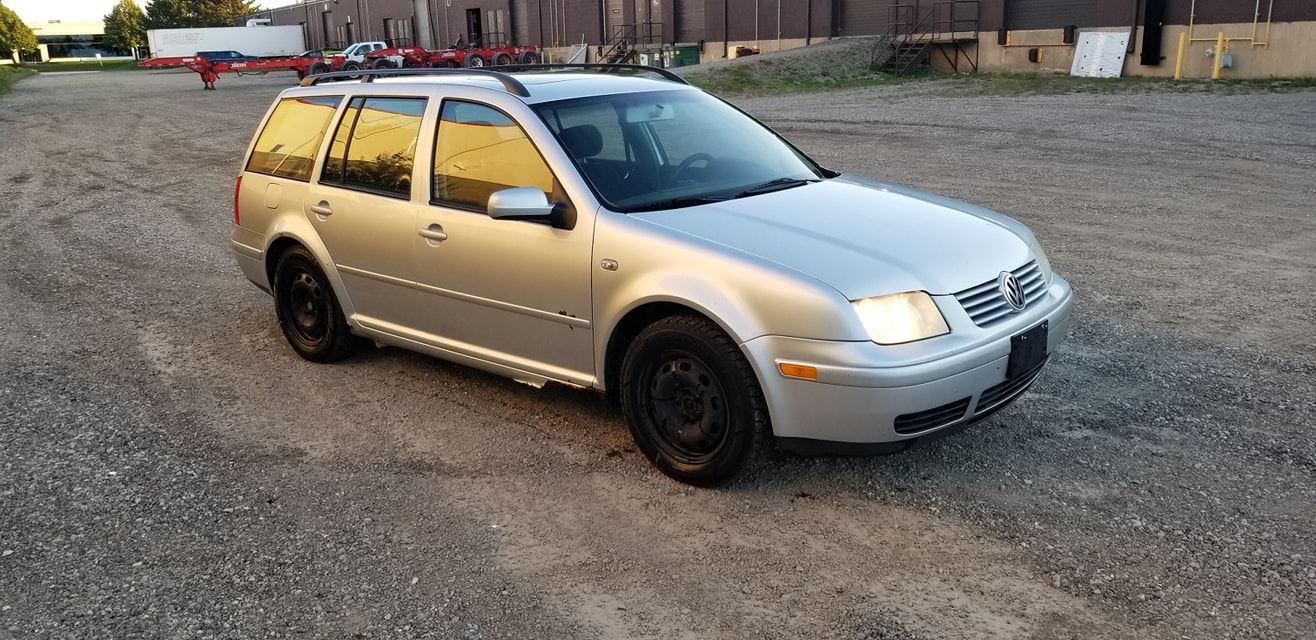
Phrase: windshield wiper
[
  {"left": 626, "top": 195, "right": 729, "bottom": 213},
  {"left": 732, "top": 177, "right": 820, "bottom": 198}
]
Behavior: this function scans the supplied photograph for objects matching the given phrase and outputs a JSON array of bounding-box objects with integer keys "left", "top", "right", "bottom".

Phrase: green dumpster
[{"left": 671, "top": 45, "right": 701, "bottom": 68}]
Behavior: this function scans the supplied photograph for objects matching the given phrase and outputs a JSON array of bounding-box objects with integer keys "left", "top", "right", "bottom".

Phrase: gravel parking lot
[{"left": 1, "top": 69, "right": 1313, "bottom": 640}]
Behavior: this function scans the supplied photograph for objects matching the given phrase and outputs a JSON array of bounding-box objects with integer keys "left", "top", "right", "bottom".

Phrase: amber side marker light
[{"left": 778, "top": 362, "right": 818, "bottom": 381}]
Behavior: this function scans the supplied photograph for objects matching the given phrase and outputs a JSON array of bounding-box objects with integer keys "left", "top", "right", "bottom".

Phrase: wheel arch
[
  {"left": 262, "top": 224, "right": 358, "bottom": 323},
  {"left": 600, "top": 297, "right": 766, "bottom": 406}
]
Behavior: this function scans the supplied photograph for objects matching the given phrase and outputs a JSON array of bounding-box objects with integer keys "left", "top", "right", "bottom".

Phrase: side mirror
[{"left": 487, "top": 187, "right": 556, "bottom": 222}]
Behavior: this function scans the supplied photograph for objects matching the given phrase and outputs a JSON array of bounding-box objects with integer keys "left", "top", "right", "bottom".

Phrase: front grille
[
  {"left": 976, "top": 357, "right": 1048, "bottom": 415},
  {"left": 954, "top": 260, "right": 1048, "bottom": 327},
  {"left": 893, "top": 397, "right": 971, "bottom": 435}
]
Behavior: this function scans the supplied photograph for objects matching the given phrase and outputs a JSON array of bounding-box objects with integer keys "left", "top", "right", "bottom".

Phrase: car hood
[{"left": 632, "top": 177, "right": 1033, "bottom": 299}]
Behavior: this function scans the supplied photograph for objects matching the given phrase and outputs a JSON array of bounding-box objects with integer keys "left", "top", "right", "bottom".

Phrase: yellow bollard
[
  {"left": 1212, "top": 31, "right": 1226, "bottom": 80},
  {"left": 1173, "top": 32, "right": 1187, "bottom": 80}
]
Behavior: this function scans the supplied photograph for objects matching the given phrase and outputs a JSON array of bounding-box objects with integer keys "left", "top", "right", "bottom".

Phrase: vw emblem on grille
[{"left": 998, "top": 271, "right": 1027, "bottom": 312}]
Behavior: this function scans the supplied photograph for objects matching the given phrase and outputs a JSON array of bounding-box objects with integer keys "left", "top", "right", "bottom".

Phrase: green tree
[
  {"left": 104, "top": 0, "right": 148, "bottom": 56},
  {"left": 144, "top": 0, "right": 260, "bottom": 30},
  {"left": 0, "top": 3, "right": 38, "bottom": 59},
  {"left": 195, "top": 0, "right": 261, "bottom": 27},
  {"left": 144, "top": 0, "right": 198, "bottom": 29}
]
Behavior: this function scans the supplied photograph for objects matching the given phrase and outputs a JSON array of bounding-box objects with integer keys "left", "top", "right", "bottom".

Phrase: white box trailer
[{"left": 146, "top": 26, "right": 306, "bottom": 59}]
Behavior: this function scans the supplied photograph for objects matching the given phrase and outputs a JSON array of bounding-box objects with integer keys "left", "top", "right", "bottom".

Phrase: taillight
[{"left": 233, "top": 175, "right": 242, "bottom": 225}]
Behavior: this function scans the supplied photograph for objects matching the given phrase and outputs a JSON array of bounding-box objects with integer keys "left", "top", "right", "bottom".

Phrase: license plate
[{"left": 1007, "top": 320, "right": 1048, "bottom": 379}]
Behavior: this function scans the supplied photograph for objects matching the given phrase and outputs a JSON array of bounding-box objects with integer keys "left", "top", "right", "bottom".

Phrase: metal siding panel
[
  {"left": 1007, "top": 0, "right": 1100, "bottom": 30},
  {"left": 1165, "top": 0, "right": 1316, "bottom": 24},
  {"left": 676, "top": 0, "right": 705, "bottom": 42},
  {"left": 838, "top": 0, "right": 886, "bottom": 37},
  {"left": 512, "top": 0, "right": 530, "bottom": 44}
]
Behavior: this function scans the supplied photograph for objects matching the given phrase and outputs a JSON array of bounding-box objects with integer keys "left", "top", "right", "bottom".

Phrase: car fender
[
  {"left": 591, "top": 211, "right": 868, "bottom": 389},
  {"left": 263, "top": 214, "right": 359, "bottom": 322}
]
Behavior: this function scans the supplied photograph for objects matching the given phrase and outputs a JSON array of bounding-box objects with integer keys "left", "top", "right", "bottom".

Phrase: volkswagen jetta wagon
[{"left": 230, "top": 66, "right": 1073, "bottom": 485}]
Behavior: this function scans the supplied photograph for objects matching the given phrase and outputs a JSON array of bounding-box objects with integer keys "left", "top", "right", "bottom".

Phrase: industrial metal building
[{"left": 239, "top": 1, "right": 1316, "bottom": 78}]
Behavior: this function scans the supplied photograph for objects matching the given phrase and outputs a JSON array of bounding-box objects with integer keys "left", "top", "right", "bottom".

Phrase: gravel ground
[{"left": 1, "top": 69, "right": 1313, "bottom": 640}]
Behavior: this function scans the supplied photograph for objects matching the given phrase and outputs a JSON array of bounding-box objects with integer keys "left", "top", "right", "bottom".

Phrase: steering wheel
[{"left": 668, "top": 153, "right": 715, "bottom": 185}]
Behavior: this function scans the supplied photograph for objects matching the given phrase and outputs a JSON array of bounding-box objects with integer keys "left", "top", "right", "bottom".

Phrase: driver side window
[{"left": 431, "top": 101, "right": 556, "bottom": 211}]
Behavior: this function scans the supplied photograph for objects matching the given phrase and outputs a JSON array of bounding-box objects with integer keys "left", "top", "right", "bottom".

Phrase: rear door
[{"left": 307, "top": 94, "right": 429, "bottom": 326}]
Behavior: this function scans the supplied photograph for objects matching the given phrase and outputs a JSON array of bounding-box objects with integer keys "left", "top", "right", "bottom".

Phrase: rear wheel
[
  {"left": 307, "top": 61, "right": 331, "bottom": 75},
  {"left": 620, "top": 315, "right": 767, "bottom": 485},
  {"left": 518, "top": 51, "right": 540, "bottom": 64},
  {"left": 370, "top": 58, "right": 396, "bottom": 69},
  {"left": 463, "top": 54, "right": 487, "bottom": 68},
  {"left": 492, "top": 52, "right": 513, "bottom": 66},
  {"left": 273, "top": 246, "right": 356, "bottom": 363}
]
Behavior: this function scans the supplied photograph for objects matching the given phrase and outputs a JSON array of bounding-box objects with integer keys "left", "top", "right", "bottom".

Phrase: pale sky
[{"left": 4, "top": 0, "right": 266, "bottom": 24}]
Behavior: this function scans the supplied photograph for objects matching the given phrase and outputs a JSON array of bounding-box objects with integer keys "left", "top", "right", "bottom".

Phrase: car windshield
[{"left": 533, "top": 90, "right": 826, "bottom": 213}]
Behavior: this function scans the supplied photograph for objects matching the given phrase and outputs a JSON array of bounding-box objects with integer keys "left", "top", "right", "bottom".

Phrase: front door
[
  {"left": 410, "top": 99, "right": 594, "bottom": 384},
  {"left": 465, "top": 9, "right": 483, "bottom": 47},
  {"left": 308, "top": 96, "right": 428, "bottom": 326}
]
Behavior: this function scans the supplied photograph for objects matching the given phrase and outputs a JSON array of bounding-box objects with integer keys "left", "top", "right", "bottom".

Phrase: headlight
[
  {"left": 853, "top": 291, "right": 949, "bottom": 345},
  {"left": 1030, "top": 238, "right": 1053, "bottom": 284}
]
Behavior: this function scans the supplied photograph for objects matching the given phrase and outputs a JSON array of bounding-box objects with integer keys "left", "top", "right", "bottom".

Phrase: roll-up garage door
[
  {"left": 1007, "top": 0, "right": 1100, "bottom": 30},
  {"left": 676, "top": 0, "right": 704, "bottom": 43},
  {"left": 837, "top": 0, "right": 884, "bottom": 36},
  {"left": 512, "top": 0, "right": 529, "bottom": 45}
]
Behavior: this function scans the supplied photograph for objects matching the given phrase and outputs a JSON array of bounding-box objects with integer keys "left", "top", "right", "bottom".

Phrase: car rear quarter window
[
  {"left": 322, "top": 96, "right": 426, "bottom": 198},
  {"left": 432, "top": 100, "right": 555, "bottom": 210},
  {"left": 246, "top": 96, "right": 342, "bottom": 182}
]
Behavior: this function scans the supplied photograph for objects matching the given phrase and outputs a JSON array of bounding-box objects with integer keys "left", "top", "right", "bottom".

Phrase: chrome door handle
[
  {"left": 418, "top": 224, "right": 448, "bottom": 242},
  {"left": 309, "top": 201, "right": 333, "bottom": 216}
]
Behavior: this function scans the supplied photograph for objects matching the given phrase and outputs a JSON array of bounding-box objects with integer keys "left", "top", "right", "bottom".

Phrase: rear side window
[
  {"left": 432, "top": 100, "right": 555, "bottom": 210},
  {"left": 246, "top": 96, "right": 342, "bottom": 181},
  {"left": 322, "top": 96, "right": 426, "bottom": 198}
]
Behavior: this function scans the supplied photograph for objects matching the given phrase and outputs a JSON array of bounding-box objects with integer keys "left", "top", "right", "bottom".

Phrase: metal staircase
[
  {"left": 597, "top": 22, "right": 664, "bottom": 64},
  {"left": 870, "top": 1, "right": 980, "bottom": 75}
]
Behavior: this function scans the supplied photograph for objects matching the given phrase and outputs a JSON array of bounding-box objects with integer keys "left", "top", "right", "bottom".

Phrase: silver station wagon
[{"left": 230, "top": 65, "right": 1074, "bottom": 485}]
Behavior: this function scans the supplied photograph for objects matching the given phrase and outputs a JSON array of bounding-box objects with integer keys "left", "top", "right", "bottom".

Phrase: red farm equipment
[
  {"left": 363, "top": 44, "right": 540, "bottom": 69},
  {"left": 138, "top": 43, "right": 541, "bottom": 89}
]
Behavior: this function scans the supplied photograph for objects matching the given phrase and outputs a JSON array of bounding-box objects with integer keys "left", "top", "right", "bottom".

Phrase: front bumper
[{"left": 743, "top": 275, "right": 1073, "bottom": 451}]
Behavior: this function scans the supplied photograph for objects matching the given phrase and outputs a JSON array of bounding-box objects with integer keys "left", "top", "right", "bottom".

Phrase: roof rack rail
[
  {"left": 489, "top": 63, "right": 689, "bottom": 85},
  {"left": 300, "top": 67, "right": 530, "bottom": 97}
]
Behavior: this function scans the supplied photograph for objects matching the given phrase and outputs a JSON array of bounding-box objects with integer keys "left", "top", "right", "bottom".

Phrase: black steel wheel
[
  {"left": 620, "top": 315, "right": 768, "bottom": 485},
  {"left": 492, "top": 52, "right": 513, "bottom": 66},
  {"left": 307, "top": 61, "right": 331, "bottom": 75},
  {"left": 273, "top": 246, "right": 355, "bottom": 363},
  {"left": 370, "top": 58, "right": 396, "bottom": 69},
  {"left": 518, "top": 51, "right": 540, "bottom": 64}
]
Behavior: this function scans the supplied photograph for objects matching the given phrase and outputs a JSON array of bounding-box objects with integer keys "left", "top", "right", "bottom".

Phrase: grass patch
[
  {"left": 0, "top": 65, "right": 36, "bottom": 96},
  {"left": 686, "top": 58, "right": 936, "bottom": 96},
  {"left": 931, "top": 72, "right": 1316, "bottom": 97},
  {"left": 25, "top": 59, "right": 141, "bottom": 73},
  {"left": 683, "top": 49, "right": 1316, "bottom": 98}
]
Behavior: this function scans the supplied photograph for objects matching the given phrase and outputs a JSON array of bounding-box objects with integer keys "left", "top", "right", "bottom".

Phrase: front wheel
[
  {"left": 620, "top": 315, "right": 768, "bottom": 485},
  {"left": 273, "top": 246, "right": 356, "bottom": 363}
]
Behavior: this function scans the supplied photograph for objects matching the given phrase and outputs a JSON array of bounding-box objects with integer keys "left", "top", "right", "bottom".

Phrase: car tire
[
  {"left": 518, "top": 51, "right": 540, "bottom": 64},
  {"left": 464, "top": 54, "right": 486, "bottom": 68},
  {"left": 370, "top": 58, "right": 395, "bottom": 69},
  {"left": 342, "top": 61, "right": 361, "bottom": 72},
  {"left": 492, "top": 52, "right": 513, "bottom": 66},
  {"left": 620, "top": 315, "right": 767, "bottom": 485},
  {"left": 307, "top": 62, "right": 330, "bottom": 75},
  {"left": 273, "top": 246, "right": 355, "bottom": 363}
]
